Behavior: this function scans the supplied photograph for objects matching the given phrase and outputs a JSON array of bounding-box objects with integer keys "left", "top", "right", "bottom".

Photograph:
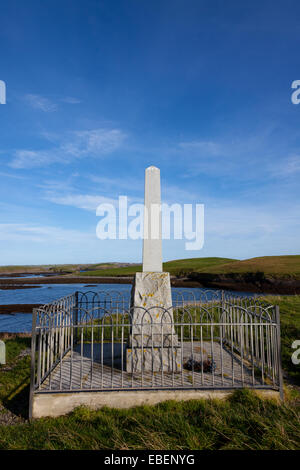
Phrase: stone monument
[{"left": 126, "top": 166, "right": 181, "bottom": 372}]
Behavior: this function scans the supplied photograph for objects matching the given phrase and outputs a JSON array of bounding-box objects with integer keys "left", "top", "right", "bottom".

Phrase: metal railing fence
[{"left": 30, "top": 289, "right": 283, "bottom": 403}]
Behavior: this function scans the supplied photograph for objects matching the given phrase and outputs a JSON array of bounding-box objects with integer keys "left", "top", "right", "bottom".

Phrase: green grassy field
[
  {"left": 79, "top": 257, "right": 236, "bottom": 277},
  {"left": 0, "top": 295, "right": 299, "bottom": 449},
  {"left": 0, "top": 389, "right": 299, "bottom": 450},
  {"left": 200, "top": 255, "right": 300, "bottom": 278},
  {"left": 1, "top": 255, "right": 300, "bottom": 279},
  {"left": 78, "top": 255, "right": 300, "bottom": 278}
]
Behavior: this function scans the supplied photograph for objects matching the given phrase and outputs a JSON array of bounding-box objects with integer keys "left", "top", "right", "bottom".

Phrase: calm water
[{"left": 0, "top": 283, "right": 257, "bottom": 333}]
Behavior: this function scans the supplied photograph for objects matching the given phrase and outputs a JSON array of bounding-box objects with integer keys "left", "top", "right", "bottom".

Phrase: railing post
[
  {"left": 29, "top": 308, "right": 37, "bottom": 420},
  {"left": 74, "top": 291, "right": 79, "bottom": 346},
  {"left": 221, "top": 290, "right": 225, "bottom": 344},
  {"left": 275, "top": 305, "right": 284, "bottom": 401}
]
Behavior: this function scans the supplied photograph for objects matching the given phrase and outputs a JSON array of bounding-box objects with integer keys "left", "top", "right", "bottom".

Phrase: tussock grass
[
  {"left": 0, "top": 296, "right": 299, "bottom": 450},
  {"left": 0, "top": 390, "right": 299, "bottom": 450},
  {"left": 264, "top": 295, "right": 300, "bottom": 384}
]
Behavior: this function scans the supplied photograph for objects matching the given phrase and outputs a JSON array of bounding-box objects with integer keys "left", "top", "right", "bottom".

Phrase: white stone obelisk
[
  {"left": 142, "top": 166, "right": 162, "bottom": 272},
  {"left": 126, "top": 166, "right": 181, "bottom": 373}
]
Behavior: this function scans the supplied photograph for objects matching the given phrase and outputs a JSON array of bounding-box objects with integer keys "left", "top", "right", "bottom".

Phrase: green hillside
[
  {"left": 80, "top": 257, "right": 236, "bottom": 277},
  {"left": 198, "top": 255, "right": 300, "bottom": 278}
]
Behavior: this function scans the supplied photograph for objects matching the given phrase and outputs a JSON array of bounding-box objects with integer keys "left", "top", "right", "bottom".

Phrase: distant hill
[
  {"left": 197, "top": 255, "right": 300, "bottom": 278},
  {"left": 80, "top": 257, "right": 237, "bottom": 277},
  {"left": 78, "top": 255, "right": 300, "bottom": 281},
  {"left": 1, "top": 255, "right": 300, "bottom": 280}
]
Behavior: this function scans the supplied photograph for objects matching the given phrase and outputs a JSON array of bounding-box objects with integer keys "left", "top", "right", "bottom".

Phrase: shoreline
[
  {"left": 0, "top": 273, "right": 299, "bottom": 316},
  {"left": 1, "top": 273, "right": 300, "bottom": 292},
  {"left": 0, "top": 273, "right": 299, "bottom": 294}
]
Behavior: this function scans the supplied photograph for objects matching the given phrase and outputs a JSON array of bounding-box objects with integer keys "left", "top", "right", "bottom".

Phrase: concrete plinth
[
  {"left": 31, "top": 389, "right": 281, "bottom": 419},
  {"left": 126, "top": 272, "right": 181, "bottom": 372},
  {"left": 126, "top": 346, "right": 182, "bottom": 372}
]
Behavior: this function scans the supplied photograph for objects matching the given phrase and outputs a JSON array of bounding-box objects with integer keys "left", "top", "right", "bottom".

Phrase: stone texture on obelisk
[
  {"left": 126, "top": 166, "right": 181, "bottom": 373},
  {"left": 142, "top": 166, "right": 162, "bottom": 272}
]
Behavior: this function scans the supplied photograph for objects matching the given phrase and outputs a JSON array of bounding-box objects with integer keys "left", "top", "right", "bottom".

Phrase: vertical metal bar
[
  {"left": 275, "top": 305, "right": 284, "bottom": 400},
  {"left": 230, "top": 313, "right": 234, "bottom": 386},
  {"left": 181, "top": 323, "right": 184, "bottom": 386},
  {"left": 80, "top": 325, "right": 83, "bottom": 389},
  {"left": 191, "top": 319, "right": 194, "bottom": 386},
  {"left": 161, "top": 317, "right": 164, "bottom": 387},
  {"left": 210, "top": 322, "right": 214, "bottom": 387},
  {"left": 111, "top": 318, "right": 114, "bottom": 388},
  {"left": 29, "top": 308, "right": 37, "bottom": 420},
  {"left": 200, "top": 323, "right": 204, "bottom": 385},
  {"left": 141, "top": 315, "right": 144, "bottom": 388},
  {"left": 74, "top": 291, "right": 79, "bottom": 346},
  {"left": 90, "top": 320, "right": 94, "bottom": 389},
  {"left": 250, "top": 317, "right": 255, "bottom": 386},
  {"left": 220, "top": 316, "right": 224, "bottom": 386},
  {"left": 121, "top": 319, "right": 124, "bottom": 388},
  {"left": 240, "top": 315, "right": 244, "bottom": 386},
  {"left": 101, "top": 322, "right": 104, "bottom": 389},
  {"left": 171, "top": 315, "right": 174, "bottom": 388},
  {"left": 260, "top": 313, "right": 265, "bottom": 386},
  {"left": 70, "top": 316, "right": 74, "bottom": 390},
  {"left": 151, "top": 314, "right": 154, "bottom": 388},
  {"left": 59, "top": 315, "right": 63, "bottom": 390},
  {"left": 37, "top": 324, "right": 42, "bottom": 390}
]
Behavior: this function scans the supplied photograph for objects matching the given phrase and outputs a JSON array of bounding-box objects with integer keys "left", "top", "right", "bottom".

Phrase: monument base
[
  {"left": 126, "top": 272, "right": 182, "bottom": 373},
  {"left": 126, "top": 347, "right": 182, "bottom": 372}
]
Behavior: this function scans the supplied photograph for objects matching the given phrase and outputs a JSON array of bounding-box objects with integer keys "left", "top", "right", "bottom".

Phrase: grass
[
  {"left": 79, "top": 257, "right": 236, "bottom": 277},
  {"left": 0, "top": 390, "right": 299, "bottom": 450},
  {"left": 200, "top": 255, "right": 300, "bottom": 278},
  {"left": 80, "top": 264, "right": 142, "bottom": 276},
  {"left": 78, "top": 255, "right": 300, "bottom": 279},
  {"left": 264, "top": 295, "right": 300, "bottom": 384},
  {"left": 2, "top": 255, "right": 300, "bottom": 279},
  {"left": 0, "top": 295, "right": 299, "bottom": 449}
]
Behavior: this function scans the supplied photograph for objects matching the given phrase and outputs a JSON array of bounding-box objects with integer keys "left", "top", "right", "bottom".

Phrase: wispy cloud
[
  {"left": 60, "top": 97, "right": 81, "bottom": 104},
  {"left": 24, "top": 94, "right": 82, "bottom": 111},
  {"left": 0, "top": 171, "right": 27, "bottom": 180},
  {"left": 9, "top": 128, "right": 127, "bottom": 169},
  {"left": 0, "top": 223, "right": 94, "bottom": 244},
  {"left": 269, "top": 154, "right": 300, "bottom": 177},
  {"left": 24, "top": 94, "right": 57, "bottom": 112},
  {"left": 178, "top": 140, "right": 224, "bottom": 156},
  {"left": 45, "top": 194, "right": 117, "bottom": 212}
]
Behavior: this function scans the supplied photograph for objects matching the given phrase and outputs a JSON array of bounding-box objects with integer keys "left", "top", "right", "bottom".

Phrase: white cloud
[
  {"left": 24, "top": 94, "right": 57, "bottom": 112},
  {"left": 60, "top": 97, "right": 81, "bottom": 104},
  {"left": 24, "top": 94, "right": 81, "bottom": 111},
  {"left": 61, "top": 129, "right": 125, "bottom": 157},
  {"left": 270, "top": 154, "right": 300, "bottom": 177},
  {"left": 9, "top": 128, "right": 127, "bottom": 169},
  {"left": 46, "top": 194, "right": 117, "bottom": 212},
  {"left": 0, "top": 223, "right": 94, "bottom": 244},
  {"left": 10, "top": 150, "right": 55, "bottom": 169},
  {"left": 178, "top": 140, "right": 223, "bottom": 156}
]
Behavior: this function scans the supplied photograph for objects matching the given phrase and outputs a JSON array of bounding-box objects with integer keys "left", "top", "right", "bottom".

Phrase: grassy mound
[
  {"left": 0, "top": 295, "right": 299, "bottom": 449},
  {"left": 0, "top": 390, "right": 299, "bottom": 450},
  {"left": 200, "top": 255, "right": 300, "bottom": 278},
  {"left": 79, "top": 257, "right": 236, "bottom": 277}
]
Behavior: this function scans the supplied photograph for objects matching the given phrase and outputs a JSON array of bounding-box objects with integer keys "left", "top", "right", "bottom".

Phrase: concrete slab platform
[{"left": 31, "top": 388, "right": 280, "bottom": 419}]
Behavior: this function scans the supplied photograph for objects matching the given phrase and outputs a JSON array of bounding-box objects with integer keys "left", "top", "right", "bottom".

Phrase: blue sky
[{"left": 0, "top": 0, "right": 300, "bottom": 265}]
